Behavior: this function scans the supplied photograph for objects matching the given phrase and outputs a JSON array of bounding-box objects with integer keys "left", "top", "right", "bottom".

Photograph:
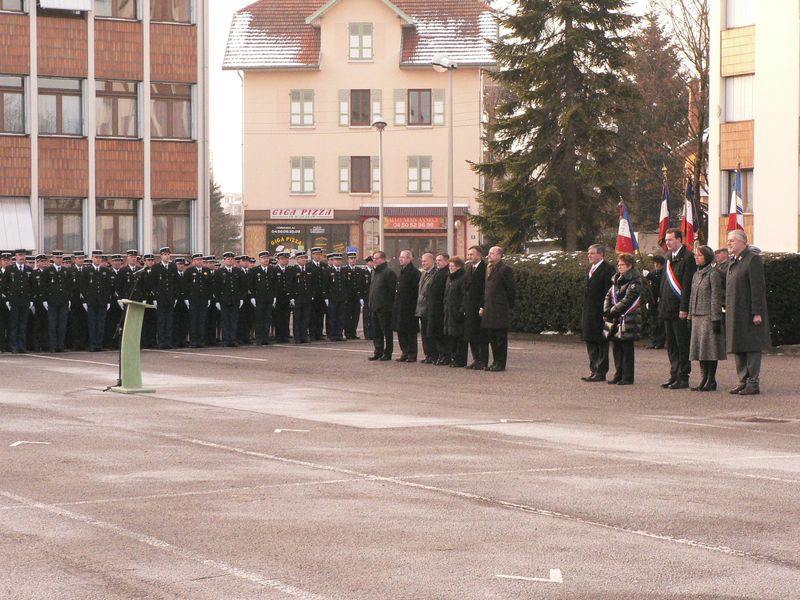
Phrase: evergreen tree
[
  {"left": 209, "top": 169, "right": 240, "bottom": 256},
  {"left": 472, "top": 0, "right": 637, "bottom": 251}
]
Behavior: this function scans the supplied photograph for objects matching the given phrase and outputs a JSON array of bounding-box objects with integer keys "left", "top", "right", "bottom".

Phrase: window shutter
[
  {"left": 371, "top": 89, "right": 382, "bottom": 123},
  {"left": 290, "top": 157, "right": 301, "bottom": 193},
  {"left": 305, "top": 157, "right": 315, "bottom": 193},
  {"left": 371, "top": 155, "right": 380, "bottom": 192},
  {"left": 407, "top": 156, "right": 417, "bottom": 192},
  {"left": 290, "top": 90, "right": 301, "bottom": 126},
  {"left": 394, "top": 89, "right": 406, "bottom": 126},
  {"left": 420, "top": 156, "right": 432, "bottom": 192},
  {"left": 303, "top": 90, "right": 314, "bottom": 126},
  {"left": 362, "top": 23, "right": 373, "bottom": 59},
  {"left": 339, "top": 89, "right": 349, "bottom": 126},
  {"left": 339, "top": 156, "right": 350, "bottom": 192},
  {"left": 433, "top": 88, "right": 445, "bottom": 126}
]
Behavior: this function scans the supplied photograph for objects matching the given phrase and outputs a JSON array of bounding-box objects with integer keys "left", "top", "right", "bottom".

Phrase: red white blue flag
[
  {"left": 727, "top": 166, "right": 745, "bottom": 232},
  {"left": 616, "top": 200, "right": 639, "bottom": 253},
  {"left": 657, "top": 178, "right": 671, "bottom": 251},
  {"left": 681, "top": 178, "right": 699, "bottom": 251}
]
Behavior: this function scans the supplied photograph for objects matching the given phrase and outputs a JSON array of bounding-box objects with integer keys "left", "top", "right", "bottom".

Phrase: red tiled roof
[{"left": 223, "top": 0, "right": 496, "bottom": 70}]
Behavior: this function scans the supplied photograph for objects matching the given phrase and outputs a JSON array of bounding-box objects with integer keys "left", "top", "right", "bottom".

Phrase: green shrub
[{"left": 506, "top": 251, "right": 800, "bottom": 346}]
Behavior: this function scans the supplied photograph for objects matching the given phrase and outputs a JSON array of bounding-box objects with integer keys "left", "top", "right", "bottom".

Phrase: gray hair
[
  {"left": 400, "top": 250, "right": 413, "bottom": 260},
  {"left": 727, "top": 229, "right": 748, "bottom": 244},
  {"left": 588, "top": 244, "right": 605, "bottom": 256},
  {"left": 421, "top": 252, "right": 434, "bottom": 262}
]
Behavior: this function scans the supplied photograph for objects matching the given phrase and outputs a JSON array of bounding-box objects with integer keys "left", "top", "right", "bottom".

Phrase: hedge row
[{"left": 506, "top": 251, "right": 800, "bottom": 347}]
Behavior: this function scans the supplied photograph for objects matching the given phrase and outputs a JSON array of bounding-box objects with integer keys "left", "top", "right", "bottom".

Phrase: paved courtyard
[{"left": 1, "top": 337, "right": 799, "bottom": 599}]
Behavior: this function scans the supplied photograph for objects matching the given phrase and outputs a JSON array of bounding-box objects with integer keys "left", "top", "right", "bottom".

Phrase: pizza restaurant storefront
[
  {"left": 360, "top": 206, "right": 468, "bottom": 261},
  {"left": 243, "top": 209, "right": 360, "bottom": 257}
]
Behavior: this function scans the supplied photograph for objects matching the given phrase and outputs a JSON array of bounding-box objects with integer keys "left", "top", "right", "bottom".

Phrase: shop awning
[
  {"left": 359, "top": 205, "right": 469, "bottom": 217},
  {"left": 0, "top": 198, "right": 35, "bottom": 252}
]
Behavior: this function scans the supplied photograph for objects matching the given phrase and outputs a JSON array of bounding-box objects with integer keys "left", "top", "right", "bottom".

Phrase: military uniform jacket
[
  {"left": 658, "top": 245, "right": 696, "bottom": 319},
  {"left": 309, "top": 262, "right": 329, "bottom": 299},
  {"left": 32, "top": 268, "right": 47, "bottom": 303},
  {"left": 134, "top": 267, "right": 154, "bottom": 303},
  {"left": 325, "top": 267, "right": 348, "bottom": 302},
  {"left": 248, "top": 266, "right": 273, "bottom": 304},
  {"left": 184, "top": 266, "right": 213, "bottom": 305},
  {"left": 108, "top": 269, "right": 121, "bottom": 302},
  {"left": 68, "top": 266, "right": 86, "bottom": 303},
  {"left": 118, "top": 265, "right": 139, "bottom": 300},
  {"left": 149, "top": 262, "right": 179, "bottom": 305},
  {"left": 290, "top": 265, "right": 314, "bottom": 303},
  {"left": 272, "top": 266, "right": 292, "bottom": 303},
  {"left": 3, "top": 264, "right": 35, "bottom": 306},
  {"left": 343, "top": 265, "right": 360, "bottom": 300},
  {"left": 355, "top": 267, "right": 370, "bottom": 300},
  {"left": 43, "top": 265, "right": 71, "bottom": 305},
  {"left": 214, "top": 267, "right": 245, "bottom": 306},
  {"left": 81, "top": 266, "right": 112, "bottom": 307}
]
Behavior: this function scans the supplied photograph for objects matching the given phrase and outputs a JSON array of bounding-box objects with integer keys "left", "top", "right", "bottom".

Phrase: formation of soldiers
[{"left": 0, "top": 247, "right": 373, "bottom": 354}]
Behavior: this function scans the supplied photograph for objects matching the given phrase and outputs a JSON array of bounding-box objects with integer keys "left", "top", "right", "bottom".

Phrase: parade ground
[{"left": 1, "top": 337, "right": 799, "bottom": 599}]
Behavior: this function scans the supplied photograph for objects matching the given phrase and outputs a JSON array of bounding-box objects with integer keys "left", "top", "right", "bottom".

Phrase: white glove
[
  {"left": 4, "top": 302, "right": 9, "bottom": 311},
  {"left": 173, "top": 299, "right": 177, "bottom": 308},
  {"left": 68, "top": 301, "right": 71, "bottom": 310},
  {"left": 250, "top": 298, "right": 256, "bottom": 307},
  {"left": 118, "top": 300, "right": 125, "bottom": 310},
  {"left": 106, "top": 304, "right": 110, "bottom": 310},
  {"left": 325, "top": 299, "right": 329, "bottom": 307},
  {"left": 153, "top": 300, "right": 158, "bottom": 308},
  {"left": 239, "top": 299, "right": 243, "bottom": 308},
  {"left": 290, "top": 299, "right": 295, "bottom": 308},
  {"left": 30, "top": 302, "right": 35, "bottom": 314},
  {"left": 207, "top": 300, "right": 211, "bottom": 307},
  {"left": 359, "top": 299, "right": 364, "bottom": 307},
  {"left": 82, "top": 303, "right": 88, "bottom": 311},
  {"left": 216, "top": 302, "right": 221, "bottom": 311},
  {"left": 43, "top": 301, "right": 49, "bottom": 311},
  {"left": 272, "top": 298, "right": 276, "bottom": 308},
  {"left": 184, "top": 300, "right": 190, "bottom": 309}
]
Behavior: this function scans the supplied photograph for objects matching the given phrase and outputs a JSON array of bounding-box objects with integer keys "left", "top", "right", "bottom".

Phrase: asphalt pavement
[{"left": 1, "top": 337, "right": 799, "bottom": 599}]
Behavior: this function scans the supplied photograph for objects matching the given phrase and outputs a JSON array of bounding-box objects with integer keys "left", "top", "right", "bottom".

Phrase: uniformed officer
[
  {"left": 308, "top": 247, "right": 328, "bottom": 341},
  {"left": 214, "top": 251, "right": 245, "bottom": 346},
  {"left": 138, "top": 254, "right": 158, "bottom": 348},
  {"left": 343, "top": 252, "right": 364, "bottom": 339},
  {"left": 173, "top": 257, "right": 190, "bottom": 347},
  {"left": 237, "top": 255, "right": 254, "bottom": 345},
  {"left": 360, "top": 256, "right": 374, "bottom": 339},
  {"left": 81, "top": 250, "right": 112, "bottom": 352},
  {"left": 104, "top": 254, "right": 124, "bottom": 349},
  {"left": 272, "top": 251, "right": 292, "bottom": 343},
  {"left": 325, "top": 253, "right": 348, "bottom": 342},
  {"left": 3, "top": 249, "right": 35, "bottom": 353},
  {"left": 203, "top": 255, "right": 220, "bottom": 345},
  {"left": 290, "top": 251, "right": 314, "bottom": 343},
  {"left": 249, "top": 250, "right": 274, "bottom": 345},
  {"left": 67, "top": 251, "right": 89, "bottom": 350},
  {"left": 42, "top": 251, "right": 71, "bottom": 352},
  {"left": 184, "top": 253, "right": 212, "bottom": 347},
  {"left": 31, "top": 254, "right": 50, "bottom": 351},
  {"left": 118, "top": 250, "right": 141, "bottom": 302},
  {"left": 149, "top": 246, "right": 179, "bottom": 349},
  {"left": 0, "top": 252, "right": 12, "bottom": 351}
]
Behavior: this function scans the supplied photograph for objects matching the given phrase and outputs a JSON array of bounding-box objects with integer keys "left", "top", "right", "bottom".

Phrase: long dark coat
[
  {"left": 603, "top": 268, "right": 643, "bottom": 341},
  {"left": 580, "top": 260, "right": 615, "bottom": 343},
  {"left": 368, "top": 262, "right": 396, "bottom": 313},
  {"left": 659, "top": 245, "right": 696, "bottom": 319},
  {"left": 443, "top": 268, "right": 467, "bottom": 337},
  {"left": 481, "top": 260, "right": 515, "bottom": 329},
  {"left": 425, "top": 267, "right": 449, "bottom": 337},
  {"left": 725, "top": 246, "right": 771, "bottom": 353},
  {"left": 462, "top": 260, "right": 486, "bottom": 339},
  {"left": 392, "top": 263, "right": 420, "bottom": 333}
]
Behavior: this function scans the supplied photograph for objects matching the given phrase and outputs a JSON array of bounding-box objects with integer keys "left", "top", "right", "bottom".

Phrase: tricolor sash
[
  {"left": 665, "top": 260, "right": 682, "bottom": 299},
  {"left": 612, "top": 284, "right": 642, "bottom": 316}
]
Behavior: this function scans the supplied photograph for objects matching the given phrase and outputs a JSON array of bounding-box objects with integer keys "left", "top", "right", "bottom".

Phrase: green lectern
[{"left": 110, "top": 299, "right": 156, "bottom": 394}]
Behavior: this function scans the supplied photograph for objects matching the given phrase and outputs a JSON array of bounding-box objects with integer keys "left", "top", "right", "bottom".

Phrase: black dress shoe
[
  {"left": 738, "top": 384, "right": 760, "bottom": 395},
  {"left": 729, "top": 383, "right": 747, "bottom": 395},
  {"left": 607, "top": 378, "right": 621, "bottom": 385},
  {"left": 395, "top": 355, "right": 408, "bottom": 362},
  {"left": 581, "top": 375, "right": 594, "bottom": 382},
  {"left": 449, "top": 362, "right": 466, "bottom": 368},
  {"left": 617, "top": 380, "right": 634, "bottom": 386},
  {"left": 379, "top": 355, "right": 392, "bottom": 361},
  {"left": 588, "top": 374, "right": 606, "bottom": 382},
  {"left": 406, "top": 357, "right": 417, "bottom": 363},
  {"left": 668, "top": 380, "right": 689, "bottom": 390},
  {"left": 486, "top": 364, "right": 505, "bottom": 372},
  {"left": 367, "top": 355, "right": 381, "bottom": 361},
  {"left": 661, "top": 379, "right": 676, "bottom": 389}
]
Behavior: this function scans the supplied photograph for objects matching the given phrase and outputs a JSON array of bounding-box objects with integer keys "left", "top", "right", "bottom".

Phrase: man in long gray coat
[
  {"left": 725, "top": 230, "right": 770, "bottom": 395},
  {"left": 479, "top": 246, "right": 515, "bottom": 372}
]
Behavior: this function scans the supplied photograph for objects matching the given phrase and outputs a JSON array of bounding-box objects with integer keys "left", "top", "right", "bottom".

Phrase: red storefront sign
[{"left": 384, "top": 216, "right": 446, "bottom": 230}]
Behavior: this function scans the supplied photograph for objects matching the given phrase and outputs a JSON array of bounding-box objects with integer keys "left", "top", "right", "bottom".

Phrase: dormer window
[{"left": 349, "top": 23, "right": 373, "bottom": 61}]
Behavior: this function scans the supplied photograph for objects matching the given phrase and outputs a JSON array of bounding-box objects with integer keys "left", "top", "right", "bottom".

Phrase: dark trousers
[
  {"left": 253, "top": 301, "right": 273, "bottom": 344},
  {"left": 448, "top": 335, "right": 468, "bottom": 366},
  {"left": 8, "top": 304, "right": 30, "bottom": 352},
  {"left": 141, "top": 302, "right": 157, "bottom": 348},
  {"left": 346, "top": 299, "right": 361, "bottom": 338},
  {"left": 327, "top": 300, "right": 346, "bottom": 340},
  {"left": 220, "top": 304, "right": 239, "bottom": 345},
  {"left": 0, "top": 303, "right": 9, "bottom": 351},
  {"left": 310, "top": 299, "right": 326, "bottom": 340},
  {"left": 585, "top": 340, "right": 609, "bottom": 377},
  {"left": 189, "top": 303, "right": 208, "bottom": 346},
  {"left": 650, "top": 316, "right": 665, "bottom": 347},
  {"left": 293, "top": 301, "right": 312, "bottom": 342},
  {"left": 47, "top": 303, "right": 69, "bottom": 351},
  {"left": 273, "top": 300, "right": 291, "bottom": 341},
  {"left": 237, "top": 301, "right": 253, "bottom": 343},
  {"left": 611, "top": 338, "right": 635, "bottom": 382},
  {"left": 156, "top": 304, "right": 174, "bottom": 347},
  {"left": 205, "top": 304, "right": 219, "bottom": 345},
  {"left": 173, "top": 304, "right": 190, "bottom": 347},
  {"left": 664, "top": 318, "right": 691, "bottom": 381},
  {"left": 362, "top": 301, "right": 372, "bottom": 338},
  {"left": 734, "top": 352, "right": 762, "bottom": 384},
  {"left": 435, "top": 335, "right": 450, "bottom": 361},
  {"left": 86, "top": 304, "right": 107, "bottom": 351},
  {"left": 468, "top": 328, "right": 489, "bottom": 365},
  {"left": 371, "top": 309, "right": 393, "bottom": 358},
  {"left": 397, "top": 330, "right": 418, "bottom": 359},
  {"left": 68, "top": 303, "right": 88, "bottom": 350},
  {"left": 419, "top": 318, "right": 437, "bottom": 360},
  {"left": 33, "top": 303, "right": 48, "bottom": 350},
  {"left": 486, "top": 328, "right": 509, "bottom": 368}
]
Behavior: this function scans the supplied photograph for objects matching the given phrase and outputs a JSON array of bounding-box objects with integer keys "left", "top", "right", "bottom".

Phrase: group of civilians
[
  {"left": 367, "top": 246, "right": 515, "bottom": 372},
  {"left": 581, "top": 228, "right": 769, "bottom": 395}
]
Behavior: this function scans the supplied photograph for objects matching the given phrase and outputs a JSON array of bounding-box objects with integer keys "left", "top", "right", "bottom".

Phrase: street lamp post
[
  {"left": 432, "top": 54, "right": 457, "bottom": 257},
  {"left": 372, "top": 118, "right": 387, "bottom": 252}
]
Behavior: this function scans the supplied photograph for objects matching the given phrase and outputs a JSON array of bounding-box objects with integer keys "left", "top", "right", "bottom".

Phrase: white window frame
[
  {"left": 724, "top": 75, "right": 754, "bottom": 122},
  {"left": 407, "top": 156, "right": 432, "bottom": 194},
  {"left": 290, "top": 156, "right": 315, "bottom": 194},
  {"left": 726, "top": 0, "right": 754, "bottom": 29},
  {"left": 290, "top": 89, "right": 314, "bottom": 127},
  {"left": 348, "top": 23, "right": 373, "bottom": 61}
]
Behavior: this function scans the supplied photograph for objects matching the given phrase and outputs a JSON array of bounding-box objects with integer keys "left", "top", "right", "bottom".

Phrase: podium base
[{"left": 110, "top": 386, "right": 156, "bottom": 394}]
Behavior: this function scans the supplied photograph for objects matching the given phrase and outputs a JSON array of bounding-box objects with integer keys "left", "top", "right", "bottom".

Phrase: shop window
[
  {"left": 38, "top": 78, "right": 83, "bottom": 136},
  {"left": 407, "top": 156, "right": 432, "bottom": 193},
  {"left": 97, "top": 80, "right": 138, "bottom": 138},
  {"left": 96, "top": 198, "right": 138, "bottom": 251},
  {"left": 290, "top": 90, "right": 314, "bottom": 126},
  {"left": 95, "top": 0, "right": 136, "bottom": 19},
  {"left": 0, "top": 75, "right": 24, "bottom": 134},
  {"left": 724, "top": 169, "right": 754, "bottom": 214},
  {"left": 348, "top": 23, "right": 373, "bottom": 60},
  {"left": 407, "top": 90, "right": 431, "bottom": 126},
  {"left": 153, "top": 199, "right": 190, "bottom": 253},
  {"left": 42, "top": 198, "right": 84, "bottom": 251},
  {"left": 151, "top": 83, "right": 192, "bottom": 140},
  {"left": 151, "top": 0, "right": 191, "bottom": 23},
  {"left": 290, "top": 157, "right": 315, "bottom": 194}
]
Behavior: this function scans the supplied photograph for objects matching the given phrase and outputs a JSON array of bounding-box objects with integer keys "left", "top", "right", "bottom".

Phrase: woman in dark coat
[
  {"left": 603, "top": 253, "right": 642, "bottom": 385},
  {"left": 426, "top": 254, "right": 450, "bottom": 365},
  {"left": 443, "top": 256, "right": 468, "bottom": 367},
  {"left": 391, "top": 250, "right": 421, "bottom": 362},
  {"left": 688, "top": 245, "right": 726, "bottom": 391}
]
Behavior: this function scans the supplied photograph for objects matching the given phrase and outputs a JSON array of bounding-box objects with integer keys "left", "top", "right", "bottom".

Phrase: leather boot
[
  {"left": 702, "top": 362, "right": 717, "bottom": 391},
  {"left": 691, "top": 362, "right": 708, "bottom": 391}
]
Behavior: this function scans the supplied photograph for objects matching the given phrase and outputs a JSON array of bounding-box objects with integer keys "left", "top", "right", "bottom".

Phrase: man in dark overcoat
[
  {"left": 463, "top": 246, "right": 489, "bottom": 370},
  {"left": 480, "top": 246, "right": 515, "bottom": 371},
  {"left": 367, "top": 251, "right": 397, "bottom": 361},
  {"left": 425, "top": 254, "right": 450, "bottom": 365},
  {"left": 659, "top": 228, "right": 696, "bottom": 389},
  {"left": 725, "top": 230, "right": 770, "bottom": 395},
  {"left": 391, "top": 250, "right": 420, "bottom": 362},
  {"left": 580, "top": 243, "right": 615, "bottom": 382}
]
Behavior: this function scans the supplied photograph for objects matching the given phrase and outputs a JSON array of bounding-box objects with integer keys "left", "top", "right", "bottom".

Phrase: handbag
[{"left": 602, "top": 319, "right": 618, "bottom": 340}]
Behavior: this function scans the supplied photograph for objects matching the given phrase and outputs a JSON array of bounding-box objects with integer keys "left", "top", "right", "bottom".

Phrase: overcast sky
[{"left": 209, "top": 0, "right": 653, "bottom": 194}]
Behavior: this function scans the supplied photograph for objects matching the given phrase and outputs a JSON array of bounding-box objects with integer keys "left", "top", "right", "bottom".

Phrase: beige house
[
  {"left": 708, "top": 0, "right": 800, "bottom": 252},
  {"left": 223, "top": 0, "right": 496, "bottom": 259}
]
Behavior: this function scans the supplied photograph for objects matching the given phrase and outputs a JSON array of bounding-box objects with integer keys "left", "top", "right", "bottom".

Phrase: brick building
[{"left": 0, "top": 0, "right": 209, "bottom": 255}]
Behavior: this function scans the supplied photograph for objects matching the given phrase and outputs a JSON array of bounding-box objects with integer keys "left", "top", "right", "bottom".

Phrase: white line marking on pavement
[
  {"left": 400, "top": 465, "right": 604, "bottom": 480},
  {"left": 9, "top": 440, "right": 51, "bottom": 447},
  {"left": 500, "top": 419, "right": 540, "bottom": 423},
  {"left": 496, "top": 569, "right": 563, "bottom": 583},
  {"left": 24, "top": 353, "right": 118, "bottom": 367},
  {"left": 274, "top": 428, "right": 310, "bottom": 433},
  {"left": 722, "top": 454, "right": 800, "bottom": 462},
  {"left": 639, "top": 416, "right": 800, "bottom": 439},
  {"left": 0, "top": 490, "right": 330, "bottom": 600}
]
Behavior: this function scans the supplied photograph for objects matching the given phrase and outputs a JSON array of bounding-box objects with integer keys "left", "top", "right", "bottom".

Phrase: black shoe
[
  {"left": 661, "top": 379, "right": 676, "bottom": 389},
  {"left": 379, "top": 355, "right": 392, "bottom": 361},
  {"left": 435, "top": 357, "right": 450, "bottom": 366},
  {"left": 607, "top": 378, "right": 621, "bottom": 385},
  {"left": 368, "top": 355, "right": 381, "bottom": 361},
  {"left": 738, "top": 384, "right": 760, "bottom": 395},
  {"left": 395, "top": 355, "right": 408, "bottom": 362},
  {"left": 588, "top": 374, "right": 606, "bottom": 382},
  {"left": 702, "top": 381, "right": 717, "bottom": 392},
  {"left": 449, "top": 362, "right": 466, "bottom": 368},
  {"left": 617, "top": 380, "right": 634, "bottom": 386},
  {"left": 581, "top": 375, "right": 594, "bottom": 382},
  {"left": 486, "top": 364, "right": 505, "bottom": 372},
  {"left": 668, "top": 380, "right": 689, "bottom": 390},
  {"left": 729, "top": 383, "right": 747, "bottom": 395},
  {"left": 406, "top": 356, "right": 417, "bottom": 363}
]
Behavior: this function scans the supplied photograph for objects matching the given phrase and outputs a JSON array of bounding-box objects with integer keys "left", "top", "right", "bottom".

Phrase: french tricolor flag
[
  {"left": 727, "top": 166, "right": 745, "bottom": 232},
  {"left": 616, "top": 200, "right": 639, "bottom": 254},
  {"left": 681, "top": 178, "right": 699, "bottom": 251},
  {"left": 657, "top": 179, "right": 671, "bottom": 251}
]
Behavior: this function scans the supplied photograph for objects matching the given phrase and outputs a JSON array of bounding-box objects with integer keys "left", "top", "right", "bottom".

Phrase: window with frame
[
  {"left": 726, "top": 0, "right": 754, "bottom": 28},
  {"left": 0, "top": 0, "right": 24, "bottom": 12},
  {"left": 97, "top": 80, "right": 138, "bottom": 137},
  {"left": 151, "top": 83, "right": 191, "bottom": 139},
  {"left": 290, "top": 90, "right": 314, "bottom": 126},
  {"left": 407, "top": 90, "right": 431, "bottom": 126},
  {"left": 43, "top": 198, "right": 84, "bottom": 251},
  {"left": 0, "top": 75, "right": 24, "bottom": 133},
  {"left": 350, "top": 89, "right": 370, "bottom": 126},
  {"left": 153, "top": 199, "right": 191, "bottom": 254},
  {"left": 95, "top": 0, "right": 136, "bottom": 19},
  {"left": 350, "top": 157, "right": 371, "bottom": 193},
  {"left": 38, "top": 78, "right": 83, "bottom": 136},
  {"left": 151, "top": 0, "right": 191, "bottom": 23},
  {"left": 348, "top": 23, "right": 372, "bottom": 60},
  {"left": 407, "top": 156, "right": 432, "bottom": 193},
  {"left": 96, "top": 198, "right": 138, "bottom": 251},
  {"left": 724, "top": 169, "right": 754, "bottom": 214},
  {"left": 290, "top": 157, "right": 315, "bottom": 194},
  {"left": 724, "top": 75, "right": 753, "bottom": 122}
]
